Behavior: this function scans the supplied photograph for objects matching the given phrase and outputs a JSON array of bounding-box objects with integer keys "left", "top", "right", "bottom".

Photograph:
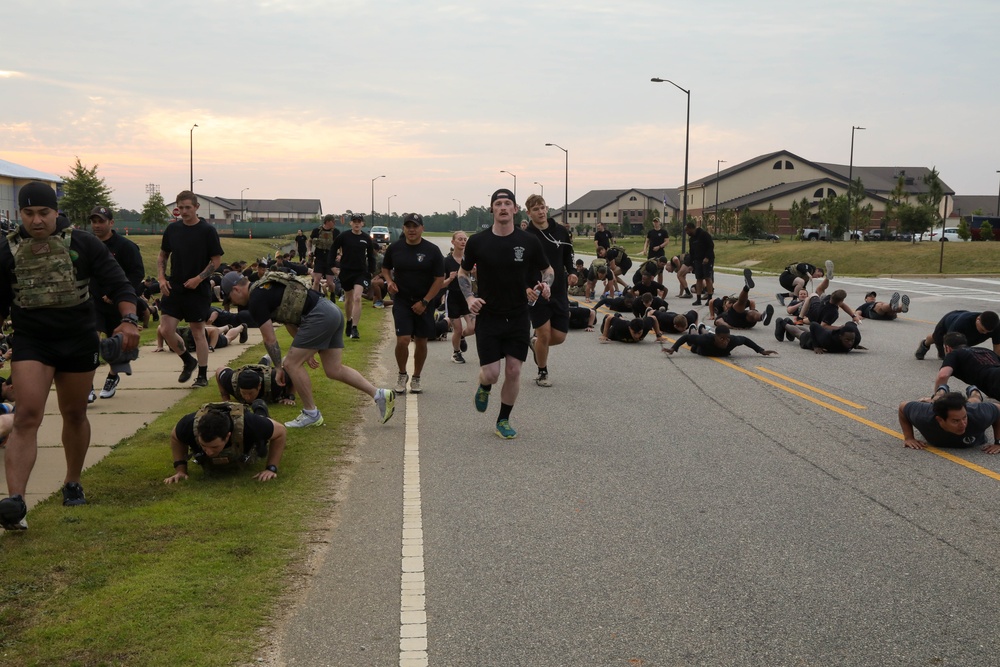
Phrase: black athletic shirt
[
  {"left": 646, "top": 228, "right": 669, "bottom": 258},
  {"left": 594, "top": 229, "right": 612, "bottom": 250},
  {"left": 0, "top": 219, "right": 137, "bottom": 340},
  {"left": 461, "top": 228, "right": 548, "bottom": 318},
  {"left": 381, "top": 238, "right": 445, "bottom": 302},
  {"left": 444, "top": 254, "right": 463, "bottom": 295},
  {"left": 525, "top": 220, "right": 573, "bottom": 298},
  {"left": 671, "top": 333, "right": 764, "bottom": 356},
  {"left": 332, "top": 230, "right": 377, "bottom": 275},
  {"left": 802, "top": 322, "right": 859, "bottom": 352},
  {"left": 937, "top": 311, "right": 1000, "bottom": 347},
  {"left": 903, "top": 401, "right": 999, "bottom": 448},
  {"left": 160, "top": 218, "right": 224, "bottom": 289},
  {"left": 941, "top": 347, "right": 1000, "bottom": 389}
]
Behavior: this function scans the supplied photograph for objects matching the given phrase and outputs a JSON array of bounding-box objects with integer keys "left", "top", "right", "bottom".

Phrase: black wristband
[
  {"left": 420, "top": 299, "right": 429, "bottom": 307},
  {"left": 265, "top": 464, "right": 278, "bottom": 474},
  {"left": 173, "top": 460, "right": 187, "bottom": 469}
]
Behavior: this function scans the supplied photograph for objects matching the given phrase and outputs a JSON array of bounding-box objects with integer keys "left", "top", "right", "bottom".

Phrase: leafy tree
[
  {"left": 981, "top": 220, "right": 994, "bottom": 242},
  {"left": 739, "top": 210, "right": 765, "bottom": 243},
  {"left": 896, "top": 202, "right": 935, "bottom": 241},
  {"left": 763, "top": 203, "right": 779, "bottom": 236},
  {"left": 818, "top": 193, "right": 849, "bottom": 240},
  {"left": 917, "top": 167, "right": 945, "bottom": 217},
  {"left": 140, "top": 192, "right": 169, "bottom": 228},
  {"left": 848, "top": 178, "right": 873, "bottom": 236},
  {"left": 957, "top": 218, "right": 972, "bottom": 241},
  {"left": 59, "top": 157, "right": 115, "bottom": 226},
  {"left": 882, "top": 174, "right": 911, "bottom": 232},
  {"left": 788, "top": 198, "right": 810, "bottom": 239}
]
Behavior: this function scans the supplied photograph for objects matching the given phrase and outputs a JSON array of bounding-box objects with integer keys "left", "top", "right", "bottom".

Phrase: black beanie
[{"left": 18, "top": 182, "right": 59, "bottom": 210}]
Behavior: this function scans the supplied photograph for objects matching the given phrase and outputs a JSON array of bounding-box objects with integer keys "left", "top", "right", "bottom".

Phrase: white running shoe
[{"left": 284, "top": 410, "right": 324, "bottom": 428}]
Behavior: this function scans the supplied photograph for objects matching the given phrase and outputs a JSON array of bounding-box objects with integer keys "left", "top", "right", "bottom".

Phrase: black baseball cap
[
  {"left": 490, "top": 188, "right": 516, "bottom": 207},
  {"left": 351, "top": 213, "right": 364, "bottom": 221},
  {"left": 90, "top": 206, "right": 113, "bottom": 221},
  {"left": 403, "top": 213, "right": 423, "bottom": 226}
]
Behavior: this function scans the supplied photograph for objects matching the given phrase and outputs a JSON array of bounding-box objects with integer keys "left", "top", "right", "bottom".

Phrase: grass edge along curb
[{"left": 0, "top": 308, "right": 389, "bottom": 667}]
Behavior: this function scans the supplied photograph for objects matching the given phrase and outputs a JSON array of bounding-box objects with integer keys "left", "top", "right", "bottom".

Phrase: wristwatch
[
  {"left": 420, "top": 299, "right": 429, "bottom": 307},
  {"left": 121, "top": 313, "right": 139, "bottom": 326}
]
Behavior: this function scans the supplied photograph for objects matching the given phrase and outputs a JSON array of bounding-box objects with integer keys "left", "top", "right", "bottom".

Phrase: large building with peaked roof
[
  {"left": 163, "top": 194, "right": 323, "bottom": 224},
  {"left": 0, "top": 158, "right": 64, "bottom": 223},
  {"left": 565, "top": 149, "right": 957, "bottom": 235}
]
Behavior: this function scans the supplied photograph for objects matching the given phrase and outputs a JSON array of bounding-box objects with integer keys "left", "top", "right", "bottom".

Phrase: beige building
[
  {"left": 0, "top": 158, "right": 63, "bottom": 223},
  {"left": 163, "top": 194, "right": 323, "bottom": 224},
  {"left": 566, "top": 149, "right": 955, "bottom": 235}
]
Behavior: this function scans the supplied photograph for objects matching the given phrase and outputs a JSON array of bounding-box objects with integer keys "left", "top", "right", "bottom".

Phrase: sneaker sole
[
  {"left": 495, "top": 429, "right": 517, "bottom": 439},
  {"left": 901, "top": 295, "right": 910, "bottom": 313},
  {"left": 743, "top": 268, "right": 755, "bottom": 290}
]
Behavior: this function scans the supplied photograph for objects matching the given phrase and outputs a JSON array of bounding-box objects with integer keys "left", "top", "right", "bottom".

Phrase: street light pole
[
  {"left": 500, "top": 170, "right": 518, "bottom": 223},
  {"left": 714, "top": 159, "right": 726, "bottom": 236},
  {"left": 546, "top": 143, "right": 569, "bottom": 226},
  {"left": 650, "top": 78, "right": 690, "bottom": 254},
  {"left": 189, "top": 124, "right": 198, "bottom": 191},
  {"left": 387, "top": 194, "right": 397, "bottom": 225},
  {"left": 452, "top": 198, "right": 462, "bottom": 230},
  {"left": 371, "top": 175, "right": 385, "bottom": 226},
  {"left": 240, "top": 187, "right": 249, "bottom": 223},
  {"left": 533, "top": 181, "right": 544, "bottom": 199},
  {"left": 995, "top": 170, "right": 1000, "bottom": 218},
  {"left": 848, "top": 125, "right": 865, "bottom": 239}
]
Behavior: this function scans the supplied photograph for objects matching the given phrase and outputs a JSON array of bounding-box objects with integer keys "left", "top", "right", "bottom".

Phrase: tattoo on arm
[
  {"left": 198, "top": 262, "right": 215, "bottom": 280},
  {"left": 157, "top": 252, "right": 168, "bottom": 278},
  {"left": 265, "top": 341, "right": 282, "bottom": 367},
  {"left": 458, "top": 274, "right": 474, "bottom": 299},
  {"left": 542, "top": 269, "right": 555, "bottom": 287}
]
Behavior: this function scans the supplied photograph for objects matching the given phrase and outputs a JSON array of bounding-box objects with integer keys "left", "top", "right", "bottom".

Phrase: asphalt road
[{"left": 276, "top": 245, "right": 1000, "bottom": 667}]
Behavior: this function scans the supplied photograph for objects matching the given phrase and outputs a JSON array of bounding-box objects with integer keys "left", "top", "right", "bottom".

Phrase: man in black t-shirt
[
  {"left": 381, "top": 213, "right": 445, "bottom": 395},
  {"left": 916, "top": 309, "right": 1000, "bottom": 360},
  {"left": 331, "top": 213, "right": 378, "bottom": 340},
  {"left": 599, "top": 313, "right": 663, "bottom": 344},
  {"left": 458, "top": 189, "right": 552, "bottom": 439},
  {"left": 854, "top": 290, "right": 909, "bottom": 321},
  {"left": 774, "top": 319, "right": 863, "bottom": 354},
  {"left": 713, "top": 269, "right": 774, "bottom": 330},
  {"left": 642, "top": 218, "right": 670, "bottom": 282},
  {"left": 163, "top": 401, "right": 287, "bottom": 483},
  {"left": 294, "top": 230, "right": 308, "bottom": 262},
  {"left": 663, "top": 324, "right": 776, "bottom": 357},
  {"left": 524, "top": 195, "right": 574, "bottom": 388},
  {"left": 157, "top": 190, "right": 224, "bottom": 388},
  {"left": 934, "top": 332, "right": 1000, "bottom": 399},
  {"left": 685, "top": 222, "right": 715, "bottom": 305},
  {"left": 217, "top": 272, "right": 395, "bottom": 429},
  {"left": 776, "top": 260, "right": 830, "bottom": 305},
  {"left": 899, "top": 388, "right": 1000, "bottom": 453},
  {"left": 593, "top": 222, "right": 612, "bottom": 252}
]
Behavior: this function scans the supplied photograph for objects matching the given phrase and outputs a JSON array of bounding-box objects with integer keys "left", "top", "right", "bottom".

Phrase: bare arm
[
  {"left": 164, "top": 427, "right": 190, "bottom": 484},
  {"left": 253, "top": 421, "right": 288, "bottom": 482},
  {"left": 898, "top": 402, "right": 924, "bottom": 450}
]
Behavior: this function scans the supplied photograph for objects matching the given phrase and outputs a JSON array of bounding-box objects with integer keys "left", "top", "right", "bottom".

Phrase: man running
[
  {"left": 458, "top": 188, "right": 552, "bottom": 439},
  {"left": 331, "top": 213, "right": 378, "bottom": 340},
  {"left": 381, "top": 213, "right": 445, "bottom": 394},
  {"left": 524, "top": 194, "right": 574, "bottom": 388},
  {"left": 309, "top": 214, "right": 340, "bottom": 293},
  {"left": 642, "top": 217, "right": 670, "bottom": 282},
  {"left": 157, "top": 190, "right": 224, "bottom": 388}
]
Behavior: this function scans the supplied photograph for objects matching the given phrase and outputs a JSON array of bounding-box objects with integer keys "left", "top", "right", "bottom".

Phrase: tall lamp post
[
  {"left": 533, "top": 181, "right": 544, "bottom": 198},
  {"left": 387, "top": 194, "right": 397, "bottom": 225},
  {"left": 995, "top": 170, "right": 1000, "bottom": 218},
  {"left": 189, "top": 124, "right": 198, "bottom": 191},
  {"left": 847, "top": 126, "right": 865, "bottom": 239},
  {"left": 371, "top": 175, "right": 385, "bottom": 226},
  {"left": 240, "top": 187, "right": 250, "bottom": 223},
  {"left": 650, "top": 78, "right": 690, "bottom": 254},
  {"left": 714, "top": 159, "right": 726, "bottom": 236},
  {"left": 546, "top": 143, "right": 569, "bottom": 226},
  {"left": 452, "top": 198, "right": 462, "bottom": 230}
]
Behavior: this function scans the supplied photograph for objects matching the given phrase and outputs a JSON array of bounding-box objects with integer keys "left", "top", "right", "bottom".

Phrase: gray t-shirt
[{"left": 904, "top": 401, "right": 999, "bottom": 448}]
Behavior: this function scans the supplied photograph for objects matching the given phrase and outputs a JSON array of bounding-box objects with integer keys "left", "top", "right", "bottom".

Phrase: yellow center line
[
  {"left": 700, "top": 356, "right": 1000, "bottom": 483},
  {"left": 752, "top": 367, "right": 867, "bottom": 409}
]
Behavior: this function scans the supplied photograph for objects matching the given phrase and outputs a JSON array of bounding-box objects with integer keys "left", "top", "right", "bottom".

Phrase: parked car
[
  {"left": 750, "top": 232, "right": 780, "bottom": 241},
  {"left": 863, "top": 229, "right": 886, "bottom": 241},
  {"left": 370, "top": 225, "right": 391, "bottom": 245},
  {"left": 938, "top": 227, "right": 964, "bottom": 242},
  {"left": 891, "top": 232, "right": 914, "bottom": 242}
]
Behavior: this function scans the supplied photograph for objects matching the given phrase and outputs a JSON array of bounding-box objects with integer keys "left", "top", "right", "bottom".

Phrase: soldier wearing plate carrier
[
  {"left": 163, "top": 400, "right": 287, "bottom": 483},
  {"left": 217, "top": 270, "right": 395, "bottom": 428},
  {"left": 309, "top": 214, "right": 340, "bottom": 294},
  {"left": 0, "top": 182, "right": 140, "bottom": 530},
  {"left": 215, "top": 363, "right": 296, "bottom": 406}
]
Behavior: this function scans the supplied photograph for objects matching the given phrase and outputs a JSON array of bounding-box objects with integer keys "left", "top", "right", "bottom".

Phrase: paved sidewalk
[{"left": 0, "top": 329, "right": 262, "bottom": 510}]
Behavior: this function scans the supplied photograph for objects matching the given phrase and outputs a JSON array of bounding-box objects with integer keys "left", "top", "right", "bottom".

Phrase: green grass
[
  {"left": 129, "top": 236, "right": 293, "bottom": 279},
  {"left": 572, "top": 237, "right": 1000, "bottom": 276},
  {"left": 0, "top": 310, "right": 389, "bottom": 666}
]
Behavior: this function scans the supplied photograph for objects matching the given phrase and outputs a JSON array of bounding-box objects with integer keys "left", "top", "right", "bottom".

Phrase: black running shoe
[
  {"left": 178, "top": 357, "right": 198, "bottom": 383},
  {"left": 774, "top": 317, "right": 787, "bottom": 342},
  {"left": 192, "top": 376, "right": 209, "bottom": 388},
  {"left": 0, "top": 495, "right": 28, "bottom": 530},
  {"left": 762, "top": 304, "right": 775, "bottom": 326},
  {"left": 239, "top": 323, "right": 248, "bottom": 344},
  {"left": 743, "top": 268, "right": 755, "bottom": 290},
  {"left": 915, "top": 339, "right": 930, "bottom": 361},
  {"left": 62, "top": 482, "right": 86, "bottom": 507}
]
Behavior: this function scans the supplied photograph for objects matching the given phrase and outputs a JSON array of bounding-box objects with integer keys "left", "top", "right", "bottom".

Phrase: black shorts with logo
[
  {"left": 340, "top": 272, "right": 370, "bottom": 292},
  {"left": 475, "top": 310, "right": 531, "bottom": 366},
  {"left": 12, "top": 330, "right": 100, "bottom": 373}
]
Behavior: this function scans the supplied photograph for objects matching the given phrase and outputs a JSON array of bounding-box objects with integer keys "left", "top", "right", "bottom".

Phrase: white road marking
[
  {"left": 832, "top": 277, "right": 1000, "bottom": 303},
  {"left": 399, "top": 392, "right": 428, "bottom": 667}
]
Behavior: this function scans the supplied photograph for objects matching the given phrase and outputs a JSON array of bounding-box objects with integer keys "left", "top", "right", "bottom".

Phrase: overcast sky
[{"left": 3, "top": 0, "right": 997, "bottom": 216}]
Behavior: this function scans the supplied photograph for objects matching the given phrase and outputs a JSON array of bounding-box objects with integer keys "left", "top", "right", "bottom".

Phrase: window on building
[
  {"left": 814, "top": 188, "right": 824, "bottom": 198},
  {"left": 785, "top": 160, "right": 794, "bottom": 169},
  {"left": 774, "top": 160, "right": 783, "bottom": 169},
  {"left": 629, "top": 195, "right": 637, "bottom": 201},
  {"left": 827, "top": 188, "right": 836, "bottom": 198}
]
